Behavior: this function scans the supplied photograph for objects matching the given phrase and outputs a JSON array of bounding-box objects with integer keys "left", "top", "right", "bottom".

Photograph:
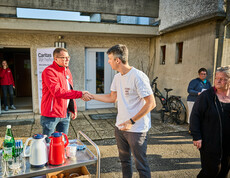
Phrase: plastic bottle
[{"left": 3, "top": 125, "right": 15, "bottom": 161}]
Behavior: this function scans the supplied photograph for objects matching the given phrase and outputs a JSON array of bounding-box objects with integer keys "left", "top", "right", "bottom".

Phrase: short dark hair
[
  {"left": 1, "top": 60, "right": 8, "bottom": 68},
  {"left": 198, "top": 68, "right": 208, "bottom": 74},
  {"left": 53, "top": 48, "right": 68, "bottom": 58},
  {"left": 107, "top": 44, "right": 128, "bottom": 64}
]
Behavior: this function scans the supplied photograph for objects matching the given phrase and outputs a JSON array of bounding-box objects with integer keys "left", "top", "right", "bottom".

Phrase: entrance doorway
[
  {"left": 85, "top": 48, "right": 115, "bottom": 109},
  {"left": 0, "top": 48, "right": 32, "bottom": 113}
]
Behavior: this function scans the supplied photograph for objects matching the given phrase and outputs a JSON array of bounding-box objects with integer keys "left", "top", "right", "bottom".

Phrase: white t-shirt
[{"left": 111, "top": 67, "right": 153, "bottom": 132}]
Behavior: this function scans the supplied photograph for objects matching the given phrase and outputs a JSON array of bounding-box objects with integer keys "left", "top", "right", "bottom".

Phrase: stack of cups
[{"left": 66, "top": 145, "right": 77, "bottom": 159}]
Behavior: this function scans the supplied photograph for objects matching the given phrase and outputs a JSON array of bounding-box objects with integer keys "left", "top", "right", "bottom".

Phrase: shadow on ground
[{"left": 86, "top": 131, "right": 200, "bottom": 177}]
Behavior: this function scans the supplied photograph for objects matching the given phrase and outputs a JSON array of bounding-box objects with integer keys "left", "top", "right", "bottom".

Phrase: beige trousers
[{"left": 187, "top": 101, "right": 195, "bottom": 124}]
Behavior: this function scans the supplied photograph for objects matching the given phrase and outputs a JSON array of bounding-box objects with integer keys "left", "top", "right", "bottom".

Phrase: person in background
[
  {"left": 190, "top": 65, "right": 230, "bottom": 177},
  {"left": 0, "top": 60, "right": 16, "bottom": 111},
  {"left": 92, "top": 44, "right": 156, "bottom": 178},
  {"left": 187, "top": 68, "right": 211, "bottom": 123},
  {"left": 40, "top": 48, "right": 92, "bottom": 142}
]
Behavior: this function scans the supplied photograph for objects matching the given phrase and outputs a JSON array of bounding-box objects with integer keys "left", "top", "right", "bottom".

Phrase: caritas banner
[{"left": 36, "top": 48, "right": 56, "bottom": 113}]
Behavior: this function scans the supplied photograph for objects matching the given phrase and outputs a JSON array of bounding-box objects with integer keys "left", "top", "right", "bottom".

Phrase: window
[
  {"left": 96, "top": 52, "right": 104, "bottom": 94},
  {"left": 160, "top": 45, "right": 166, "bottom": 65},
  {"left": 176, "top": 42, "right": 183, "bottom": 64}
]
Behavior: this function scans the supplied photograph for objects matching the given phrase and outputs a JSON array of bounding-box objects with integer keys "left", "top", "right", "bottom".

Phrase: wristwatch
[{"left": 130, "top": 118, "right": 135, "bottom": 125}]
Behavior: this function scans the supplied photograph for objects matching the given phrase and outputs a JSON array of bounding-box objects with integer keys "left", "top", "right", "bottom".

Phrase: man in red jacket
[{"left": 40, "top": 48, "right": 92, "bottom": 142}]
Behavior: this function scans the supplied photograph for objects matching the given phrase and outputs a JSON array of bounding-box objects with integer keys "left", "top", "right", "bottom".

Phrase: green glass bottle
[{"left": 3, "top": 125, "right": 15, "bottom": 161}]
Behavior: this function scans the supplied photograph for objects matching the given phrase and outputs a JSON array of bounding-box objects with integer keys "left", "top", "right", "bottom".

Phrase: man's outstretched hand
[{"left": 81, "top": 91, "right": 94, "bottom": 101}]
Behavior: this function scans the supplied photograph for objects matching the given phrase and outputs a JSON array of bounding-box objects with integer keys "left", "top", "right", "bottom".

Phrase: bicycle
[{"left": 151, "top": 77, "right": 187, "bottom": 125}]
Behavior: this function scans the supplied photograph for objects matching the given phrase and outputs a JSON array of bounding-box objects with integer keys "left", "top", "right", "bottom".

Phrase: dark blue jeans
[
  {"left": 115, "top": 127, "right": 151, "bottom": 178},
  {"left": 40, "top": 111, "right": 70, "bottom": 143},
  {"left": 1, "top": 85, "right": 14, "bottom": 107}
]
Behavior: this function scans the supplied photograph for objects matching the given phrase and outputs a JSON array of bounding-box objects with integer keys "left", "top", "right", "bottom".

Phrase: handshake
[{"left": 81, "top": 91, "right": 94, "bottom": 101}]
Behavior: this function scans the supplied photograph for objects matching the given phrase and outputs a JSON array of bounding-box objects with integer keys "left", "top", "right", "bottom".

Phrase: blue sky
[{"left": 17, "top": 8, "right": 90, "bottom": 21}]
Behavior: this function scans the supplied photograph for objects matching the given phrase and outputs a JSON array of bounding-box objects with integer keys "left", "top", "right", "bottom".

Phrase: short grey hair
[
  {"left": 216, "top": 65, "right": 230, "bottom": 80},
  {"left": 107, "top": 44, "right": 128, "bottom": 64},
  {"left": 53, "top": 48, "right": 68, "bottom": 58}
]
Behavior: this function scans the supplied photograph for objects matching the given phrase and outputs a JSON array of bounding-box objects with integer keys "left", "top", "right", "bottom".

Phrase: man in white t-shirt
[{"left": 92, "top": 44, "right": 156, "bottom": 178}]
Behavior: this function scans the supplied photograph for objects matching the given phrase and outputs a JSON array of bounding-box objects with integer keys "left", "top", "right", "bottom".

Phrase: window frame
[
  {"left": 175, "top": 42, "right": 183, "bottom": 64},
  {"left": 160, "top": 45, "right": 166, "bottom": 65}
]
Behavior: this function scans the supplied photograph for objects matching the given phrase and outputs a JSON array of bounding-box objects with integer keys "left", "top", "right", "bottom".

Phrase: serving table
[{"left": 0, "top": 131, "right": 100, "bottom": 178}]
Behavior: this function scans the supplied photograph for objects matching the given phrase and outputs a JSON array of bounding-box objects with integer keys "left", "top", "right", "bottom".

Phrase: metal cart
[{"left": 0, "top": 131, "right": 100, "bottom": 178}]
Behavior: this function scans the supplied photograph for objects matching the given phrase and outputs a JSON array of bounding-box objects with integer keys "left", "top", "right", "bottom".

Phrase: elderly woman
[{"left": 190, "top": 65, "right": 230, "bottom": 177}]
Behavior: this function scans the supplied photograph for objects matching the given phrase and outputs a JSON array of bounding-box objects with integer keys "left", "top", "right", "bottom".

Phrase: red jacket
[
  {"left": 0, "top": 67, "right": 15, "bottom": 86},
  {"left": 41, "top": 61, "right": 82, "bottom": 118}
]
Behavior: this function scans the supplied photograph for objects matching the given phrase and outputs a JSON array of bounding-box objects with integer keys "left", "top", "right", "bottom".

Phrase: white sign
[{"left": 37, "top": 48, "right": 56, "bottom": 113}]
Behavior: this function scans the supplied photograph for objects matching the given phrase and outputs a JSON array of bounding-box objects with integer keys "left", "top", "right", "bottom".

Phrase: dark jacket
[
  {"left": 187, "top": 78, "right": 212, "bottom": 102},
  {"left": 190, "top": 87, "right": 222, "bottom": 154}
]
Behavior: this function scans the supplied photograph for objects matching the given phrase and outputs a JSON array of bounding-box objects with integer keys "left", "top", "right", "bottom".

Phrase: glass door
[{"left": 85, "top": 48, "right": 115, "bottom": 109}]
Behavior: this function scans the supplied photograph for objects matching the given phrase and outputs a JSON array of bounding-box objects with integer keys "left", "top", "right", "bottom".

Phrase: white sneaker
[{"left": 10, "top": 105, "right": 16, "bottom": 110}]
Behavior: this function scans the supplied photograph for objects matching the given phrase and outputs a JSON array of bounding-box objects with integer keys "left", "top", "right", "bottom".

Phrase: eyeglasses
[
  {"left": 199, "top": 73, "right": 207, "bottom": 76},
  {"left": 56, "top": 56, "right": 71, "bottom": 61},
  {"left": 215, "top": 77, "right": 227, "bottom": 82}
]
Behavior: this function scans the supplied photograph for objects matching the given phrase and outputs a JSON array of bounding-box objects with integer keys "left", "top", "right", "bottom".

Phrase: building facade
[{"left": 0, "top": 0, "right": 229, "bottom": 115}]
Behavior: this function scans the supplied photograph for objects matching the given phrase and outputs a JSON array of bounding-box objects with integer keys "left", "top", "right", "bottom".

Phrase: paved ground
[{"left": 0, "top": 109, "right": 203, "bottom": 177}]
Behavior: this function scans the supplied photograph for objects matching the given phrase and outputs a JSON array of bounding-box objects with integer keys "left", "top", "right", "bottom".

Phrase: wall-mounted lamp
[
  {"left": 54, "top": 35, "right": 66, "bottom": 48},
  {"left": 54, "top": 41, "right": 66, "bottom": 48}
]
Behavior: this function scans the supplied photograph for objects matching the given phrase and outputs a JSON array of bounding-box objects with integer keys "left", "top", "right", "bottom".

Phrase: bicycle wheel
[
  {"left": 161, "top": 107, "right": 174, "bottom": 124},
  {"left": 160, "top": 109, "right": 165, "bottom": 123},
  {"left": 168, "top": 97, "right": 187, "bottom": 125}
]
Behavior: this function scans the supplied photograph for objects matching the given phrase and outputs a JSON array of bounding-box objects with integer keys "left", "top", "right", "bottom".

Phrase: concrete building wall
[
  {"left": 0, "top": 32, "right": 150, "bottom": 113},
  {"left": 0, "top": 0, "right": 159, "bottom": 18},
  {"left": 150, "top": 21, "right": 217, "bottom": 105},
  {"left": 159, "top": 0, "right": 225, "bottom": 32},
  {"left": 222, "top": 38, "right": 230, "bottom": 66}
]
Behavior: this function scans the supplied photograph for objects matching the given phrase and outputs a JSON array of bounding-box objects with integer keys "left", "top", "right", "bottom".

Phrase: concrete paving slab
[
  {"left": 75, "top": 114, "right": 86, "bottom": 120},
  {"left": 0, "top": 119, "right": 34, "bottom": 127},
  {"left": 88, "top": 113, "right": 116, "bottom": 120},
  {"left": 12, "top": 127, "right": 32, "bottom": 137},
  {"left": 31, "top": 128, "right": 43, "bottom": 135},
  {"left": 71, "top": 124, "right": 95, "bottom": 132},
  {"left": 97, "top": 130, "right": 115, "bottom": 139},
  {"left": 78, "top": 131, "right": 101, "bottom": 141},
  {"left": 68, "top": 126, "right": 77, "bottom": 140},
  {"left": 0, "top": 129, "right": 6, "bottom": 137},
  {"left": 32, "top": 121, "right": 42, "bottom": 128},
  {"left": 108, "top": 108, "right": 118, "bottom": 113},
  {"left": 17, "top": 113, "right": 35, "bottom": 120},
  {"left": 148, "top": 127, "right": 163, "bottom": 134},
  {"left": 0, "top": 115, "right": 17, "bottom": 120},
  {"left": 82, "top": 110, "right": 98, "bottom": 115},
  {"left": 152, "top": 124, "right": 180, "bottom": 133},
  {"left": 76, "top": 111, "right": 84, "bottom": 117},
  {"left": 71, "top": 118, "right": 91, "bottom": 126},
  {"left": 12, "top": 124, "right": 32, "bottom": 131},
  {"left": 106, "top": 119, "right": 116, "bottom": 126},
  {"left": 96, "top": 109, "right": 114, "bottom": 114},
  {"left": 91, "top": 122, "right": 114, "bottom": 131}
]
